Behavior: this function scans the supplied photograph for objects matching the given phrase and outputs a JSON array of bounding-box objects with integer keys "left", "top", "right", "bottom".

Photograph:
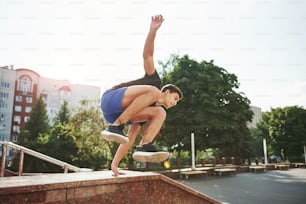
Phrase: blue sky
[{"left": 0, "top": 0, "right": 305, "bottom": 111}]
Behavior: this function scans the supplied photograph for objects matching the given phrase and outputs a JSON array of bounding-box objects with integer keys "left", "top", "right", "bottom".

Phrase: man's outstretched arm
[{"left": 143, "top": 15, "right": 164, "bottom": 76}]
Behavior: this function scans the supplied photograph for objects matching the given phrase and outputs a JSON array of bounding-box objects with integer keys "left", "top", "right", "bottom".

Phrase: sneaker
[
  {"left": 101, "top": 125, "right": 129, "bottom": 144},
  {"left": 132, "top": 143, "right": 170, "bottom": 163},
  {"left": 135, "top": 143, "right": 164, "bottom": 152}
]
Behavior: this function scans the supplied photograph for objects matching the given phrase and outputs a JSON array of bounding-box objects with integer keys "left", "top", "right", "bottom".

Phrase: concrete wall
[{"left": 0, "top": 171, "right": 220, "bottom": 204}]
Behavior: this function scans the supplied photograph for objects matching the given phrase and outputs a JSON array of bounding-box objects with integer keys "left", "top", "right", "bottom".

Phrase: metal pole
[
  {"left": 191, "top": 132, "right": 196, "bottom": 170},
  {"left": 1, "top": 145, "right": 7, "bottom": 177},
  {"left": 263, "top": 138, "right": 268, "bottom": 165},
  {"left": 18, "top": 150, "right": 24, "bottom": 176},
  {"left": 304, "top": 145, "right": 306, "bottom": 163}
]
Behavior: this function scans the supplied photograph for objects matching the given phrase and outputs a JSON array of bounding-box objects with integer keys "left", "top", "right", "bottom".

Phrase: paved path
[{"left": 178, "top": 168, "right": 306, "bottom": 204}]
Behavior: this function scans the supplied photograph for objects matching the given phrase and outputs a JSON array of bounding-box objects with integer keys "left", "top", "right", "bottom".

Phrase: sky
[{"left": 0, "top": 0, "right": 305, "bottom": 111}]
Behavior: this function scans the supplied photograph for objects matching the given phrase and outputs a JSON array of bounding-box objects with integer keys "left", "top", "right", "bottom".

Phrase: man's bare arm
[{"left": 143, "top": 15, "right": 164, "bottom": 75}]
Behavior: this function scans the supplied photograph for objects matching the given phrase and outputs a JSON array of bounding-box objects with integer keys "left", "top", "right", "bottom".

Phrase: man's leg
[
  {"left": 102, "top": 85, "right": 161, "bottom": 143},
  {"left": 131, "top": 106, "right": 166, "bottom": 145},
  {"left": 111, "top": 123, "right": 141, "bottom": 176},
  {"left": 111, "top": 106, "right": 166, "bottom": 175},
  {"left": 101, "top": 88, "right": 130, "bottom": 143},
  {"left": 130, "top": 106, "right": 170, "bottom": 162},
  {"left": 114, "top": 85, "right": 161, "bottom": 125}
]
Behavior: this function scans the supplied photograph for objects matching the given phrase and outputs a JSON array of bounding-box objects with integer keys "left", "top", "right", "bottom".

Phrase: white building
[
  {"left": 248, "top": 106, "right": 263, "bottom": 128},
  {"left": 0, "top": 66, "right": 16, "bottom": 142},
  {"left": 0, "top": 66, "right": 101, "bottom": 143}
]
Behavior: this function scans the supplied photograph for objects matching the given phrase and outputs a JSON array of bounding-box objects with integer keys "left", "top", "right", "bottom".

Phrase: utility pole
[{"left": 191, "top": 132, "right": 196, "bottom": 170}]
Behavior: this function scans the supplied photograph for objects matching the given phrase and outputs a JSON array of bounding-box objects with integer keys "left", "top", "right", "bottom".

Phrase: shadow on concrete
[{"left": 178, "top": 168, "right": 306, "bottom": 204}]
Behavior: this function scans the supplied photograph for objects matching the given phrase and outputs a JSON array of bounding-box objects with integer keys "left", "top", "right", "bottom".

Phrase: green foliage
[
  {"left": 19, "top": 96, "right": 50, "bottom": 146},
  {"left": 249, "top": 128, "right": 264, "bottom": 157},
  {"left": 47, "top": 124, "right": 77, "bottom": 163},
  {"left": 256, "top": 106, "right": 306, "bottom": 162},
  {"left": 195, "top": 149, "right": 215, "bottom": 163},
  {"left": 16, "top": 96, "right": 51, "bottom": 172},
  {"left": 53, "top": 100, "right": 71, "bottom": 125},
  {"left": 169, "top": 150, "right": 191, "bottom": 167},
  {"left": 159, "top": 54, "right": 253, "bottom": 160},
  {"left": 35, "top": 101, "right": 78, "bottom": 172},
  {"left": 68, "top": 99, "right": 109, "bottom": 170},
  {"left": 13, "top": 98, "right": 110, "bottom": 172}
]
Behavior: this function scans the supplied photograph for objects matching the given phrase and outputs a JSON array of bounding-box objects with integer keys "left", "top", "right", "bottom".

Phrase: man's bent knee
[{"left": 154, "top": 106, "right": 166, "bottom": 120}]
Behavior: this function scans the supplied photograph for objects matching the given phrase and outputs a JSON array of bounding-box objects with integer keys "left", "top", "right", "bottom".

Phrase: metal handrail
[{"left": 0, "top": 141, "right": 91, "bottom": 177}]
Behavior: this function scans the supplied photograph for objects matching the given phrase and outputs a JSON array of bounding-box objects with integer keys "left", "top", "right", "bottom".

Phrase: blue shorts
[{"left": 101, "top": 87, "right": 127, "bottom": 123}]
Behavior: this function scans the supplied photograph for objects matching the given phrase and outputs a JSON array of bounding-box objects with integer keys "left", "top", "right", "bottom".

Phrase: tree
[
  {"left": 41, "top": 101, "right": 77, "bottom": 171},
  {"left": 19, "top": 96, "right": 50, "bottom": 146},
  {"left": 53, "top": 100, "right": 71, "bottom": 125},
  {"left": 159, "top": 55, "right": 253, "bottom": 162},
  {"left": 14, "top": 98, "right": 110, "bottom": 172},
  {"left": 68, "top": 99, "right": 109, "bottom": 170},
  {"left": 256, "top": 106, "right": 306, "bottom": 162},
  {"left": 283, "top": 106, "right": 306, "bottom": 161},
  {"left": 17, "top": 96, "right": 51, "bottom": 172}
]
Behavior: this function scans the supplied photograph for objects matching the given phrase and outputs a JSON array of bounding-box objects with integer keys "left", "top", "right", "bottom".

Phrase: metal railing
[{"left": 0, "top": 141, "right": 91, "bottom": 177}]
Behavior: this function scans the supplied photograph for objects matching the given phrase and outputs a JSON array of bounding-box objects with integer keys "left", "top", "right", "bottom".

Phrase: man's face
[{"left": 164, "top": 90, "right": 180, "bottom": 109}]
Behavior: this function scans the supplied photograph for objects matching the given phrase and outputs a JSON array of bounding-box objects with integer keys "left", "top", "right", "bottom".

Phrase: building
[
  {"left": 0, "top": 66, "right": 15, "bottom": 142},
  {"left": 248, "top": 106, "right": 263, "bottom": 128},
  {"left": 0, "top": 66, "right": 101, "bottom": 144}
]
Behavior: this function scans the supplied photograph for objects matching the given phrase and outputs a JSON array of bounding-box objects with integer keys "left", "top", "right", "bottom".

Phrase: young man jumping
[{"left": 100, "top": 15, "right": 183, "bottom": 176}]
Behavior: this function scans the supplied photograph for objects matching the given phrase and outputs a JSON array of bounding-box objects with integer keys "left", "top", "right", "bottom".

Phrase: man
[{"left": 101, "top": 15, "right": 183, "bottom": 176}]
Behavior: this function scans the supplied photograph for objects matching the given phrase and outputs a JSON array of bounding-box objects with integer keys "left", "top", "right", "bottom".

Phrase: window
[
  {"left": 0, "top": 123, "right": 6, "bottom": 128},
  {"left": 0, "top": 103, "right": 8, "bottom": 109},
  {"left": 26, "top": 96, "right": 32, "bottom": 103},
  {"left": 25, "top": 106, "right": 32, "bottom": 113},
  {"left": 13, "top": 125, "right": 20, "bottom": 133},
  {"left": 12, "top": 136, "right": 17, "bottom": 142},
  {"left": 41, "top": 96, "right": 47, "bottom": 103},
  {"left": 0, "top": 92, "right": 9, "bottom": 99},
  {"left": 1, "top": 82, "right": 9, "bottom": 88},
  {"left": 15, "top": 105, "right": 22, "bottom": 112},
  {"left": 24, "top": 116, "right": 30, "bottom": 123},
  {"left": 0, "top": 113, "right": 5, "bottom": 122},
  {"left": 14, "top": 116, "right": 21, "bottom": 124},
  {"left": 16, "top": 95, "right": 22, "bottom": 102},
  {"left": 19, "top": 75, "right": 32, "bottom": 93},
  {"left": 60, "top": 90, "right": 71, "bottom": 97}
]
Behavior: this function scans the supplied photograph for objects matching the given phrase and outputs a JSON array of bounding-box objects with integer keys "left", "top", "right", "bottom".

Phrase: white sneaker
[
  {"left": 132, "top": 143, "right": 169, "bottom": 162},
  {"left": 101, "top": 125, "right": 129, "bottom": 144}
]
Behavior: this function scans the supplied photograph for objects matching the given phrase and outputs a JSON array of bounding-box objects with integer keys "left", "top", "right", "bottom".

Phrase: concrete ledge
[
  {"left": 0, "top": 170, "right": 221, "bottom": 204},
  {"left": 237, "top": 166, "right": 249, "bottom": 173},
  {"left": 214, "top": 168, "right": 236, "bottom": 176},
  {"left": 249, "top": 166, "right": 266, "bottom": 173},
  {"left": 265, "top": 164, "right": 276, "bottom": 170},
  {"left": 180, "top": 170, "right": 208, "bottom": 180},
  {"left": 275, "top": 164, "right": 290, "bottom": 170},
  {"left": 291, "top": 163, "right": 306, "bottom": 168}
]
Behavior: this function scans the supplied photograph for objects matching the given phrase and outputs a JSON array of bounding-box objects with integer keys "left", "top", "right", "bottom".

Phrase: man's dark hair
[{"left": 161, "top": 84, "right": 183, "bottom": 100}]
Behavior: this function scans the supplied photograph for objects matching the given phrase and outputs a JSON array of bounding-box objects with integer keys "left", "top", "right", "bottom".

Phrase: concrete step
[{"left": 0, "top": 170, "right": 221, "bottom": 204}]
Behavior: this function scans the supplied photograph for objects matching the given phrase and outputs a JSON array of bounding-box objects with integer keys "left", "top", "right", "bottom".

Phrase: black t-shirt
[{"left": 112, "top": 71, "right": 161, "bottom": 90}]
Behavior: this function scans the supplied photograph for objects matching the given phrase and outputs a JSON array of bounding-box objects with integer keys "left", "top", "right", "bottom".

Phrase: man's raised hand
[{"left": 150, "top": 15, "right": 164, "bottom": 31}]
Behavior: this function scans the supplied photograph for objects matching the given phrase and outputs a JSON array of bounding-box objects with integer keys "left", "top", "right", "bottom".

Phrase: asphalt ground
[{"left": 178, "top": 168, "right": 306, "bottom": 204}]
